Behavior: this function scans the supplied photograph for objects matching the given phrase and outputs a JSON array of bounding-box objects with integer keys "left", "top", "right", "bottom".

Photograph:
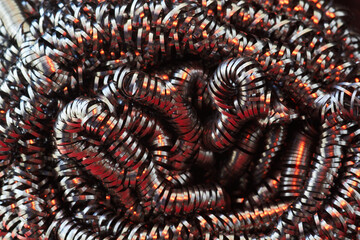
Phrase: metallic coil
[
  {"left": 218, "top": 121, "right": 263, "bottom": 187},
  {"left": 278, "top": 122, "right": 315, "bottom": 198},
  {"left": 0, "top": 0, "right": 360, "bottom": 239},
  {"left": 252, "top": 124, "right": 287, "bottom": 185},
  {"left": 204, "top": 57, "right": 269, "bottom": 151},
  {"left": 195, "top": 0, "right": 357, "bottom": 65}
]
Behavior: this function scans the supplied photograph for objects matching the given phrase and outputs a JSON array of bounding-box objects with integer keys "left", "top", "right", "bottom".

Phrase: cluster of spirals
[{"left": 0, "top": 0, "right": 360, "bottom": 239}]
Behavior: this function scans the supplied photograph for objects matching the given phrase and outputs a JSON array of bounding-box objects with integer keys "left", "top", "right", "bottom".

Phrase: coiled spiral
[{"left": 0, "top": 0, "right": 360, "bottom": 239}]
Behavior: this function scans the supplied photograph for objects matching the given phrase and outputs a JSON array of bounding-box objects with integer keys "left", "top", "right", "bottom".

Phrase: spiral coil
[{"left": 1, "top": 0, "right": 360, "bottom": 239}]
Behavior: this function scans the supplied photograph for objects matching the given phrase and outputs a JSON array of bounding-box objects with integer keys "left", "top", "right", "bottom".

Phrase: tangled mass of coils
[{"left": 0, "top": 0, "right": 360, "bottom": 239}]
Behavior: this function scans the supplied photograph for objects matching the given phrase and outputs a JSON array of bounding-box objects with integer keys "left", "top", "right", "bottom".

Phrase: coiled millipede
[{"left": 0, "top": 0, "right": 360, "bottom": 239}]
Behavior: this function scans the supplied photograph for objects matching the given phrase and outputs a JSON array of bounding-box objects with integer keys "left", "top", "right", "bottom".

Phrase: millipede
[{"left": 0, "top": 0, "right": 360, "bottom": 239}]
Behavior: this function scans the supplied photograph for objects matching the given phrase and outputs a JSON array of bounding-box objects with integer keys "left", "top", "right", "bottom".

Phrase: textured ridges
[{"left": 0, "top": 0, "right": 359, "bottom": 239}]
